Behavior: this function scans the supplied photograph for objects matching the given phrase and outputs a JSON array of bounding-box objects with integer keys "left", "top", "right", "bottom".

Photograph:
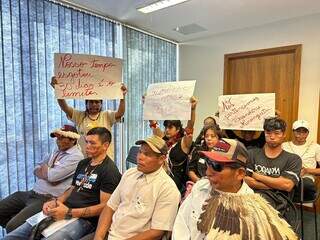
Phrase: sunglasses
[{"left": 203, "top": 158, "right": 242, "bottom": 172}]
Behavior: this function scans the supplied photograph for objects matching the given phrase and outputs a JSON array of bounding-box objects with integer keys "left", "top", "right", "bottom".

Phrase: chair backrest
[{"left": 126, "top": 146, "right": 140, "bottom": 165}]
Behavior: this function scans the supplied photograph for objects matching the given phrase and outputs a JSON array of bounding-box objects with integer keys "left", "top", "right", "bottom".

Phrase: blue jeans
[{"left": 2, "top": 218, "right": 94, "bottom": 240}]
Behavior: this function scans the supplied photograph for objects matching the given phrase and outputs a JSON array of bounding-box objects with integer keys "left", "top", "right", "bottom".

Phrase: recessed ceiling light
[{"left": 137, "top": 0, "right": 190, "bottom": 14}]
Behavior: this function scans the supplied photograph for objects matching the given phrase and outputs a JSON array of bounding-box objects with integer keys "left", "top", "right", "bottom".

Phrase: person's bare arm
[
  {"left": 42, "top": 187, "right": 74, "bottom": 215},
  {"left": 301, "top": 167, "right": 320, "bottom": 176},
  {"left": 50, "top": 76, "right": 73, "bottom": 119},
  {"left": 181, "top": 97, "right": 197, "bottom": 153},
  {"left": 188, "top": 170, "right": 200, "bottom": 183},
  {"left": 71, "top": 191, "right": 110, "bottom": 218},
  {"left": 252, "top": 172, "right": 295, "bottom": 192},
  {"left": 115, "top": 84, "right": 127, "bottom": 120},
  {"left": 94, "top": 205, "right": 115, "bottom": 240},
  {"left": 49, "top": 191, "right": 110, "bottom": 221},
  {"left": 149, "top": 120, "right": 165, "bottom": 138},
  {"left": 244, "top": 176, "right": 270, "bottom": 190}
]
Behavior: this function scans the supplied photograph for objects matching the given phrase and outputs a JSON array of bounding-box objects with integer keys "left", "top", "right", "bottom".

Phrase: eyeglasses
[{"left": 203, "top": 158, "right": 242, "bottom": 172}]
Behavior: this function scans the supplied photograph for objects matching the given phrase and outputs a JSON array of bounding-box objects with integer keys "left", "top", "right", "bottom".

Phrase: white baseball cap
[{"left": 292, "top": 120, "right": 309, "bottom": 131}]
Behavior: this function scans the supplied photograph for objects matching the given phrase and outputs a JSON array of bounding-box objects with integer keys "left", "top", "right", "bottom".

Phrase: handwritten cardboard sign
[
  {"left": 143, "top": 80, "right": 196, "bottom": 120},
  {"left": 54, "top": 53, "right": 123, "bottom": 99},
  {"left": 218, "top": 93, "right": 275, "bottom": 130}
]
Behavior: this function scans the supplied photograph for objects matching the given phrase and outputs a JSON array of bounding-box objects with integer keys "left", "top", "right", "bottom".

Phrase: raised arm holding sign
[
  {"left": 146, "top": 95, "right": 198, "bottom": 193},
  {"left": 143, "top": 80, "right": 196, "bottom": 120},
  {"left": 54, "top": 53, "right": 123, "bottom": 100},
  {"left": 51, "top": 53, "right": 127, "bottom": 160}
]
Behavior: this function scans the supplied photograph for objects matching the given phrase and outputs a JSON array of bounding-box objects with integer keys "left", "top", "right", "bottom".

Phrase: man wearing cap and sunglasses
[
  {"left": 172, "top": 138, "right": 297, "bottom": 240},
  {"left": 93, "top": 135, "right": 180, "bottom": 240},
  {"left": 0, "top": 125, "right": 84, "bottom": 233},
  {"left": 283, "top": 120, "right": 320, "bottom": 201}
]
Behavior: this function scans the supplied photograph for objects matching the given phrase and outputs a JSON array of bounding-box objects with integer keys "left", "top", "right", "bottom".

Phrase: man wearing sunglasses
[{"left": 172, "top": 138, "right": 297, "bottom": 240}]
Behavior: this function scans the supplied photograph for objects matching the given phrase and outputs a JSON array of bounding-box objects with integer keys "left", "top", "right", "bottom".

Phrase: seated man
[
  {"left": 282, "top": 120, "right": 320, "bottom": 200},
  {"left": 3, "top": 127, "right": 121, "bottom": 240},
  {"left": 0, "top": 125, "right": 83, "bottom": 232},
  {"left": 93, "top": 135, "right": 180, "bottom": 240},
  {"left": 245, "top": 118, "right": 302, "bottom": 214},
  {"left": 172, "top": 138, "right": 297, "bottom": 240}
]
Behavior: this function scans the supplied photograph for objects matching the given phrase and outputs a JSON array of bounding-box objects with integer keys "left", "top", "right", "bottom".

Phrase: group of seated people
[{"left": 0, "top": 94, "right": 319, "bottom": 239}]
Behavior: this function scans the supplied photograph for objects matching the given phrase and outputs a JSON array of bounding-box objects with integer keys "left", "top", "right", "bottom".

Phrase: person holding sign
[
  {"left": 51, "top": 77, "right": 127, "bottom": 160},
  {"left": 148, "top": 96, "right": 197, "bottom": 194}
]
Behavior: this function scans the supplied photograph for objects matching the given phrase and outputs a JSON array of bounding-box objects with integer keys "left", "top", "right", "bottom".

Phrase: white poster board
[
  {"left": 143, "top": 80, "right": 196, "bottom": 120},
  {"left": 218, "top": 93, "right": 275, "bottom": 130},
  {"left": 54, "top": 53, "right": 123, "bottom": 99}
]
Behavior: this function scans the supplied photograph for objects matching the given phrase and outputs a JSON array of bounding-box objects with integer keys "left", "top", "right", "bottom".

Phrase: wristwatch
[{"left": 65, "top": 208, "right": 73, "bottom": 219}]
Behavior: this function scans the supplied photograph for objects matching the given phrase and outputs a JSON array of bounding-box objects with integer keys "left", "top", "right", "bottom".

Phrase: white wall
[{"left": 179, "top": 13, "right": 320, "bottom": 141}]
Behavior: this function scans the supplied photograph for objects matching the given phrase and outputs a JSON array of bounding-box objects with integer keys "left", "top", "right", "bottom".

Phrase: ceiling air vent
[{"left": 173, "top": 23, "right": 207, "bottom": 35}]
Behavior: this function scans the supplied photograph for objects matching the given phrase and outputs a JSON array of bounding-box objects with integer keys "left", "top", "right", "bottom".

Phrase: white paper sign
[
  {"left": 54, "top": 53, "right": 123, "bottom": 99},
  {"left": 218, "top": 93, "right": 275, "bottom": 130},
  {"left": 143, "top": 80, "right": 196, "bottom": 120},
  {"left": 26, "top": 211, "right": 78, "bottom": 238}
]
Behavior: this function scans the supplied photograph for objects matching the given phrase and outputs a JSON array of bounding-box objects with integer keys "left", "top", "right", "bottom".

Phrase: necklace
[
  {"left": 76, "top": 160, "right": 102, "bottom": 192},
  {"left": 288, "top": 141, "right": 313, "bottom": 159},
  {"left": 86, "top": 112, "right": 100, "bottom": 121}
]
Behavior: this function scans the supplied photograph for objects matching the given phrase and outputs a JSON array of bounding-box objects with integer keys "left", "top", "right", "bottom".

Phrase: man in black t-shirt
[
  {"left": 244, "top": 118, "right": 301, "bottom": 224},
  {"left": 4, "top": 127, "right": 121, "bottom": 240}
]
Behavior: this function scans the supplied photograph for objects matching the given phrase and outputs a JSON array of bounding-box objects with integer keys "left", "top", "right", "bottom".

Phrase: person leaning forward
[{"left": 0, "top": 125, "right": 83, "bottom": 233}]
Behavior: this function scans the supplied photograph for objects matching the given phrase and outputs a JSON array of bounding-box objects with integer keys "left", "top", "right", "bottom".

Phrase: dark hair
[
  {"left": 163, "top": 120, "right": 184, "bottom": 136},
  {"left": 85, "top": 100, "right": 103, "bottom": 112},
  {"left": 87, "top": 127, "right": 112, "bottom": 144},
  {"left": 203, "top": 116, "right": 216, "bottom": 125},
  {"left": 263, "top": 117, "right": 287, "bottom": 132},
  {"left": 85, "top": 99, "right": 103, "bottom": 105},
  {"left": 203, "top": 124, "right": 223, "bottom": 139},
  {"left": 201, "top": 124, "right": 223, "bottom": 149}
]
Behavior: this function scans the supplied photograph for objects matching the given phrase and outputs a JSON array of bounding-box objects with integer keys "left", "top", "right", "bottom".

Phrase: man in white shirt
[
  {"left": 93, "top": 135, "right": 180, "bottom": 240},
  {"left": 282, "top": 120, "right": 320, "bottom": 200},
  {"left": 172, "top": 138, "right": 297, "bottom": 240}
]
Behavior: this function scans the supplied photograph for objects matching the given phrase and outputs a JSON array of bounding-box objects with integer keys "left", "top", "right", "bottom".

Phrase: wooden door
[{"left": 224, "top": 45, "right": 302, "bottom": 140}]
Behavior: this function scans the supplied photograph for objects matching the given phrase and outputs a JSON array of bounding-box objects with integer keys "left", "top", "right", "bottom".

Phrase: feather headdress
[{"left": 197, "top": 190, "right": 298, "bottom": 240}]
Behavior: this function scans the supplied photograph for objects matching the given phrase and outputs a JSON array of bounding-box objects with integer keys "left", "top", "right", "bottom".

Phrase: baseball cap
[
  {"left": 200, "top": 138, "right": 248, "bottom": 165},
  {"left": 50, "top": 125, "right": 80, "bottom": 139},
  {"left": 292, "top": 120, "right": 309, "bottom": 131},
  {"left": 136, "top": 135, "right": 168, "bottom": 155}
]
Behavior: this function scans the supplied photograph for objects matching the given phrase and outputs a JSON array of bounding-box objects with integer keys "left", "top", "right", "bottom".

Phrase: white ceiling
[{"left": 63, "top": 0, "right": 320, "bottom": 43}]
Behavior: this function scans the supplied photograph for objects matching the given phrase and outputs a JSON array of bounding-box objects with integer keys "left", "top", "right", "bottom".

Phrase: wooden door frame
[{"left": 223, "top": 44, "right": 302, "bottom": 125}]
